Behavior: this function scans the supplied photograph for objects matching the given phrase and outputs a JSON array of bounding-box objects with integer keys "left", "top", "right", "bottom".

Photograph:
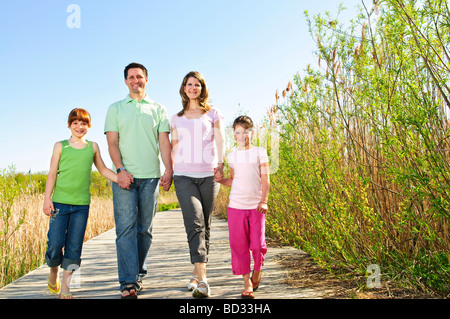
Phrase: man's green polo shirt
[{"left": 104, "top": 94, "right": 170, "bottom": 178}]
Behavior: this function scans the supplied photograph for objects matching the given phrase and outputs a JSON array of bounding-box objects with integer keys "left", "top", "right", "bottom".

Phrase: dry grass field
[
  {"left": 0, "top": 194, "right": 115, "bottom": 287},
  {"left": 0, "top": 186, "right": 178, "bottom": 288}
]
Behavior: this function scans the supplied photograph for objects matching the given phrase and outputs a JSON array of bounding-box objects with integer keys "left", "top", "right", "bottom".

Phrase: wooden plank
[{"left": 0, "top": 209, "right": 324, "bottom": 299}]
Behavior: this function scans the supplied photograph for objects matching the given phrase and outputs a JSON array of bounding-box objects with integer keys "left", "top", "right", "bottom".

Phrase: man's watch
[{"left": 117, "top": 167, "right": 126, "bottom": 173}]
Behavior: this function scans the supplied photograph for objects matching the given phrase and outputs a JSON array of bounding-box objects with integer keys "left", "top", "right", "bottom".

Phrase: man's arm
[
  {"left": 159, "top": 131, "right": 173, "bottom": 191},
  {"left": 106, "top": 131, "right": 133, "bottom": 189}
]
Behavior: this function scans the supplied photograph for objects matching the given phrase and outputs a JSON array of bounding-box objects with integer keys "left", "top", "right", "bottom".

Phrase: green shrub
[{"left": 266, "top": 0, "right": 450, "bottom": 297}]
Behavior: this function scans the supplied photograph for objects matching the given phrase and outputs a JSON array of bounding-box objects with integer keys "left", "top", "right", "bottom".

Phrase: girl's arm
[
  {"left": 43, "top": 142, "right": 62, "bottom": 216},
  {"left": 217, "top": 167, "right": 234, "bottom": 187},
  {"left": 92, "top": 142, "right": 118, "bottom": 183},
  {"left": 257, "top": 162, "right": 270, "bottom": 214}
]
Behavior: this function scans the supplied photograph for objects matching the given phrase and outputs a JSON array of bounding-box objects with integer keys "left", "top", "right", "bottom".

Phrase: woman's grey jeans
[{"left": 173, "top": 175, "right": 220, "bottom": 264}]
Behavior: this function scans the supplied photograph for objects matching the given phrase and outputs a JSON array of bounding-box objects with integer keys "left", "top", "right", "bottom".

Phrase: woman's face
[{"left": 183, "top": 77, "right": 202, "bottom": 100}]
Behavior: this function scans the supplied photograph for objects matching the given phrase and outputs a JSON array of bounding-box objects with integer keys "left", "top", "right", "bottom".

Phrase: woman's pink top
[{"left": 170, "top": 108, "right": 223, "bottom": 176}]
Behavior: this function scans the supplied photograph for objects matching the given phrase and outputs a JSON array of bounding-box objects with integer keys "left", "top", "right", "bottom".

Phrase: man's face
[{"left": 125, "top": 68, "right": 148, "bottom": 95}]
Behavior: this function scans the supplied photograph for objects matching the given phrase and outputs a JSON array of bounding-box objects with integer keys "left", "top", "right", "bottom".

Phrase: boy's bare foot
[
  {"left": 48, "top": 267, "right": 60, "bottom": 294},
  {"left": 121, "top": 286, "right": 137, "bottom": 299},
  {"left": 59, "top": 291, "right": 73, "bottom": 299}
]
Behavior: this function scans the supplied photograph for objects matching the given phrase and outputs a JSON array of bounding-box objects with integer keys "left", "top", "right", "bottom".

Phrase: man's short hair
[{"left": 124, "top": 62, "right": 148, "bottom": 79}]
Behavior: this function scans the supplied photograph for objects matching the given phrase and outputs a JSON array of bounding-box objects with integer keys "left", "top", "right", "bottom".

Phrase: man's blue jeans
[
  {"left": 46, "top": 202, "right": 90, "bottom": 270},
  {"left": 112, "top": 178, "right": 159, "bottom": 291}
]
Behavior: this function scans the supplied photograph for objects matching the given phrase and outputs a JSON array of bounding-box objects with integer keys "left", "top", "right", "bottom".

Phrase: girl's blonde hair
[
  {"left": 68, "top": 108, "right": 91, "bottom": 128},
  {"left": 178, "top": 71, "right": 211, "bottom": 116}
]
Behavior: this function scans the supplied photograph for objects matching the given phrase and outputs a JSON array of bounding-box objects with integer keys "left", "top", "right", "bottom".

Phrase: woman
[{"left": 170, "top": 71, "right": 225, "bottom": 298}]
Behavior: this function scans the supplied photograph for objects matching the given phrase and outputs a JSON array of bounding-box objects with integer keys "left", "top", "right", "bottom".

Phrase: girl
[
  {"left": 43, "top": 108, "right": 117, "bottom": 299},
  {"left": 215, "top": 115, "right": 270, "bottom": 299},
  {"left": 170, "top": 71, "right": 225, "bottom": 298}
]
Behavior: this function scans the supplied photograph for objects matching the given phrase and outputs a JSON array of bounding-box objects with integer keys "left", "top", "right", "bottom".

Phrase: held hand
[
  {"left": 257, "top": 202, "right": 268, "bottom": 214},
  {"left": 160, "top": 174, "right": 172, "bottom": 192},
  {"left": 160, "top": 170, "right": 173, "bottom": 191},
  {"left": 214, "top": 164, "right": 224, "bottom": 182},
  {"left": 118, "top": 169, "right": 134, "bottom": 189},
  {"left": 214, "top": 169, "right": 223, "bottom": 182},
  {"left": 161, "top": 179, "right": 171, "bottom": 191}
]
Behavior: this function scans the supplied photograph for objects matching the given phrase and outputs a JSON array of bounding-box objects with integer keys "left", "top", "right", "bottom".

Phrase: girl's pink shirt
[
  {"left": 228, "top": 147, "right": 269, "bottom": 210},
  {"left": 170, "top": 108, "right": 223, "bottom": 174}
]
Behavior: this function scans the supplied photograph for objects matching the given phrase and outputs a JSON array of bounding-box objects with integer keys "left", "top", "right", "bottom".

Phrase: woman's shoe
[
  {"left": 188, "top": 275, "right": 199, "bottom": 291},
  {"left": 192, "top": 281, "right": 210, "bottom": 298}
]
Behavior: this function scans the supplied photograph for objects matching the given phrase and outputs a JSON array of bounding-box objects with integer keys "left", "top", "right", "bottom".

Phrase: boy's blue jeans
[
  {"left": 46, "top": 202, "right": 90, "bottom": 270},
  {"left": 112, "top": 178, "right": 159, "bottom": 291}
]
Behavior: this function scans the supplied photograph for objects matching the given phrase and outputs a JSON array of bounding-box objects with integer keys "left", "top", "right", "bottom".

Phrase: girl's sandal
[
  {"left": 251, "top": 270, "right": 262, "bottom": 291},
  {"left": 48, "top": 279, "right": 61, "bottom": 294},
  {"left": 241, "top": 290, "right": 255, "bottom": 299}
]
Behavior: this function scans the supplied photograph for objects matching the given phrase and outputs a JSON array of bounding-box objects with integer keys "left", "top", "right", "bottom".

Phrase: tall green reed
[{"left": 266, "top": 0, "right": 449, "bottom": 296}]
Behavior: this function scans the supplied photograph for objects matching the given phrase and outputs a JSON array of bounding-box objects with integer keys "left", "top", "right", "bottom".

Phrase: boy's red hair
[{"left": 68, "top": 108, "right": 91, "bottom": 128}]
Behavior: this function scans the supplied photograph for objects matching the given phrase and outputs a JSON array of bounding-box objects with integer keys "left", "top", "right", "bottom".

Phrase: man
[{"left": 104, "top": 62, "right": 172, "bottom": 298}]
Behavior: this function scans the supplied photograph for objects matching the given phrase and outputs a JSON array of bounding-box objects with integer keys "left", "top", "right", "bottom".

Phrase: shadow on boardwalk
[{"left": 0, "top": 210, "right": 330, "bottom": 299}]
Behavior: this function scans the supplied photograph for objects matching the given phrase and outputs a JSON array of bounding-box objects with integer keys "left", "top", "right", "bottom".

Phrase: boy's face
[
  {"left": 234, "top": 125, "right": 253, "bottom": 148},
  {"left": 69, "top": 120, "right": 90, "bottom": 138}
]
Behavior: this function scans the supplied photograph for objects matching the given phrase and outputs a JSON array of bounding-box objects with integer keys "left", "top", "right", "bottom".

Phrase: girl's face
[
  {"left": 69, "top": 120, "right": 90, "bottom": 139},
  {"left": 183, "top": 77, "right": 202, "bottom": 100},
  {"left": 234, "top": 124, "right": 253, "bottom": 149}
]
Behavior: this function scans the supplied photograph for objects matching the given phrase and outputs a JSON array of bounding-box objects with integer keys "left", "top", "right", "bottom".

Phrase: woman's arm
[
  {"left": 170, "top": 127, "right": 179, "bottom": 167},
  {"left": 213, "top": 119, "right": 225, "bottom": 175}
]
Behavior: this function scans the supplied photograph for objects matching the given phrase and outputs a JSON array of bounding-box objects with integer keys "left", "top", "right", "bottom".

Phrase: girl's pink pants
[{"left": 227, "top": 207, "right": 267, "bottom": 276}]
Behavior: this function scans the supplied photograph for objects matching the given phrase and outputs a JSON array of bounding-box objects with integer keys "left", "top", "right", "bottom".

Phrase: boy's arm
[
  {"left": 43, "top": 142, "right": 62, "bottom": 216},
  {"left": 92, "top": 142, "right": 118, "bottom": 183}
]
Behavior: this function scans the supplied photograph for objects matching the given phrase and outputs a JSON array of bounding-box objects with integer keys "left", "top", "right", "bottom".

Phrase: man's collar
[{"left": 125, "top": 94, "right": 151, "bottom": 103}]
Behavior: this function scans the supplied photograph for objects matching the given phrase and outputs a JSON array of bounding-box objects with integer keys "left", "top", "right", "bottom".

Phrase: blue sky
[{"left": 0, "top": 0, "right": 364, "bottom": 173}]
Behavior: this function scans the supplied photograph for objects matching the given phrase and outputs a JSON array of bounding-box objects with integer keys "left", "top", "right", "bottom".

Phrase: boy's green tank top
[{"left": 52, "top": 140, "right": 95, "bottom": 205}]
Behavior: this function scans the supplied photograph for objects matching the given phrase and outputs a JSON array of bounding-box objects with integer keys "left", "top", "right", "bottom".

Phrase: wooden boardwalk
[{"left": 0, "top": 209, "right": 328, "bottom": 299}]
